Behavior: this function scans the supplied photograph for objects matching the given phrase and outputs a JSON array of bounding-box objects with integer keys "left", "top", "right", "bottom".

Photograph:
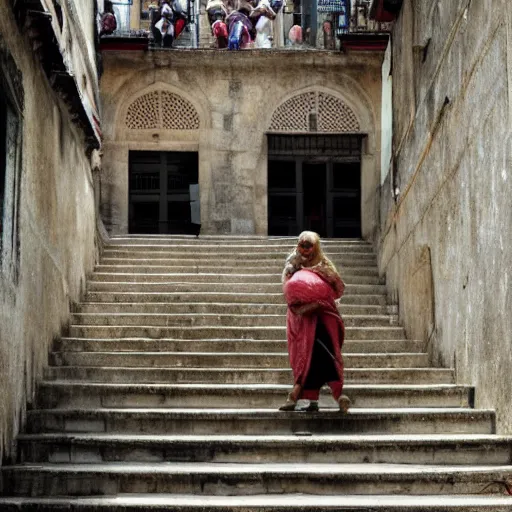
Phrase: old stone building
[
  {"left": 0, "top": 0, "right": 101, "bottom": 462},
  {"left": 99, "top": 50, "right": 383, "bottom": 238},
  {"left": 96, "top": 1, "right": 392, "bottom": 240},
  {"left": 1, "top": 0, "right": 512, "bottom": 510},
  {"left": 378, "top": 0, "right": 512, "bottom": 432}
]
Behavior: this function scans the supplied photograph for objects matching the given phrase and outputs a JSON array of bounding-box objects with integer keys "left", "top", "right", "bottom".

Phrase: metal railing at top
[
  {"left": 344, "top": 0, "right": 392, "bottom": 33},
  {"left": 316, "top": 0, "right": 391, "bottom": 36},
  {"left": 281, "top": 0, "right": 391, "bottom": 49}
]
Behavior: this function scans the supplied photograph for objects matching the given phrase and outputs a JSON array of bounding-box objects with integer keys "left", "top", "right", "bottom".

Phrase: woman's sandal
[
  {"left": 278, "top": 394, "right": 296, "bottom": 411},
  {"left": 337, "top": 394, "right": 351, "bottom": 413}
]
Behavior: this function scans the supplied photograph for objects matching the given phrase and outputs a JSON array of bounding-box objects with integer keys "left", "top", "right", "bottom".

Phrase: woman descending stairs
[{"left": 1, "top": 236, "right": 512, "bottom": 511}]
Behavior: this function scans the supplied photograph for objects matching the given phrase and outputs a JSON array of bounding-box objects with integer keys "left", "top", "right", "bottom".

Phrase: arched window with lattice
[
  {"left": 125, "top": 90, "right": 200, "bottom": 130},
  {"left": 269, "top": 91, "right": 360, "bottom": 133}
]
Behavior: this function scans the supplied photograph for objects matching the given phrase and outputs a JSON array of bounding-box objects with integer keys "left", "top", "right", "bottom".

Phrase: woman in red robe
[{"left": 280, "top": 231, "right": 351, "bottom": 412}]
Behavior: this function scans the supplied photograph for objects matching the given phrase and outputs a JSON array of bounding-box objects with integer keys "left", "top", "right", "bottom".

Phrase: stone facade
[
  {"left": 100, "top": 49, "right": 383, "bottom": 237},
  {"left": 0, "top": 0, "right": 100, "bottom": 462},
  {"left": 378, "top": 0, "right": 512, "bottom": 431}
]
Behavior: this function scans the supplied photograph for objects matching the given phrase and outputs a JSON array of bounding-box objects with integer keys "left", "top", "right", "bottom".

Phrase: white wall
[{"left": 380, "top": 40, "right": 392, "bottom": 185}]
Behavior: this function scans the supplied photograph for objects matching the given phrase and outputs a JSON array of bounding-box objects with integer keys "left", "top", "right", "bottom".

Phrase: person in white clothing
[{"left": 154, "top": 0, "right": 175, "bottom": 47}]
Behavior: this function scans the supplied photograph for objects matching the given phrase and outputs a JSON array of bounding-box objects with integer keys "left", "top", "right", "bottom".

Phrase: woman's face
[{"left": 297, "top": 239, "right": 315, "bottom": 260}]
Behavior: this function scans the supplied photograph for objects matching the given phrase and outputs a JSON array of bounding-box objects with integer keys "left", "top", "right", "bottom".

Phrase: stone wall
[
  {"left": 0, "top": 1, "right": 99, "bottom": 462},
  {"left": 379, "top": 0, "right": 512, "bottom": 431},
  {"left": 100, "top": 49, "right": 383, "bottom": 236}
]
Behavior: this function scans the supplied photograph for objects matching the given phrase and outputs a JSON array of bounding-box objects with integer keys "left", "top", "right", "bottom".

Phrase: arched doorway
[
  {"left": 267, "top": 91, "right": 364, "bottom": 237},
  {"left": 123, "top": 89, "right": 201, "bottom": 235}
]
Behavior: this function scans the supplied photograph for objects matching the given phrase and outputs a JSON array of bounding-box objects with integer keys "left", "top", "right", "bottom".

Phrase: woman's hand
[{"left": 290, "top": 302, "right": 321, "bottom": 316}]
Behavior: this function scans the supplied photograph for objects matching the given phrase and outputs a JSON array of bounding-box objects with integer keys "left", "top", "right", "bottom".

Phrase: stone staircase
[{"left": 1, "top": 236, "right": 512, "bottom": 511}]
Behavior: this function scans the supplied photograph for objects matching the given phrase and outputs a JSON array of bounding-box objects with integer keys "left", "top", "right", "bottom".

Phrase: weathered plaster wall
[
  {"left": 379, "top": 0, "right": 512, "bottom": 431},
  {"left": 70, "top": 0, "right": 97, "bottom": 64},
  {"left": 0, "top": 2, "right": 99, "bottom": 461},
  {"left": 100, "top": 50, "right": 383, "bottom": 236},
  {"left": 39, "top": 0, "right": 101, "bottom": 131}
]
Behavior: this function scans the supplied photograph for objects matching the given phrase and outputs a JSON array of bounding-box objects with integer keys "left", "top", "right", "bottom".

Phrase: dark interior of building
[
  {"left": 129, "top": 150, "right": 199, "bottom": 234},
  {"left": 267, "top": 134, "right": 362, "bottom": 237}
]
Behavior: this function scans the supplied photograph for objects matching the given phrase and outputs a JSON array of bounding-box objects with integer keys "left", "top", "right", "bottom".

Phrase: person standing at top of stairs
[{"left": 279, "top": 231, "right": 352, "bottom": 413}]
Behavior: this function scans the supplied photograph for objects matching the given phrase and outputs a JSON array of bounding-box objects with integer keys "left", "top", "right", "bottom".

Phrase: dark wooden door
[
  {"left": 129, "top": 151, "right": 198, "bottom": 234},
  {"left": 327, "top": 161, "right": 361, "bottom": 238},
  {"left": 303, "top": 161, "right": 327, "bottom": 236},
  {"left": 267, "top": 159, "right": 302, "bottom": 236},
  {"left": 267, "top": 135, "right": 362, "bottom": 237}
]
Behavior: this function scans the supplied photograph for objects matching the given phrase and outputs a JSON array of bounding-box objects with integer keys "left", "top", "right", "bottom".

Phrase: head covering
[
  {"left": 283, "top": 231, "right": 344, "bottom": 297},
  {"left": 296, "top": 231, "right": 322, "bottom": 267}
]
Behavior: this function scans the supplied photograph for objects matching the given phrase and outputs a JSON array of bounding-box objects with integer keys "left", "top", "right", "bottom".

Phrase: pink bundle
[{"left": 283, "top": 269, "right": 336, "bottom": 306}]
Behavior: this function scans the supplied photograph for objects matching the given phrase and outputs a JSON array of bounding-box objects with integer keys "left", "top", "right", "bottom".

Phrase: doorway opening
[
  {"left": 267, "top": 134, "right": 362, "bottom": 237},
  {"left": 129, "top": 151, "right": 198, "bottom": 234}
]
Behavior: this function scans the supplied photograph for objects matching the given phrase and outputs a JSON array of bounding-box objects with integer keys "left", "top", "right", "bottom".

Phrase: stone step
[
  {"left": 94, "top": 265, "right": 381, "bottom": 276},
  {"left": 102, "top": 250, "right": 378, "bottom": 261},
  {"left": 101, "top": 256, "right": 379, "bottom": 267},
  {"left": 25, "top": 408, "right": 493, "bottom": 435},
  {"left": 2, "top": 494, "right": 512, "bottom": 512},
  {"left": 55, "top": 338, "right": 420, "bottom": 354},
  {"left": 104, "top": 244, "right": 375, "bottom": 254},
  {"left": 7, "top": 236, "right": 505, "bottom": 507},
  {"left": 70, "top": 313, "right": 399, "bottom": 328},
  {"left": 36, "top": 382, "right": 472, "bottom": 409},
  {"left": 84, "top": 292, "right": 389, "bottom": 305},
  {"left": 67, "top": 325, "right": 406, "bottom": 341},
  {"left": 5, "top": 462, "right": 512, "bottom": 497},
  {"left": 89, "top": 272, "right": 383, "bottom": 285},
  {"left": 49, "top": 352, "right": 428, "bottom": 369},
  {"left": 107, "top": 238, "right": 371, "bottom": 245},
  {"left": 74, "top": 302, "right": 398, "bottom": 316},
  {"left": 86, "top": 282, "right": 387, "bottom": 295},
  {"left": 20, "top": 433, "right": 510, "bottom": 465},
  {"left": 108, "top": 236, "right": 371, "bottom": 245},
  {"left": 44, "top": 366, "right": 454, "bottom": 384}
]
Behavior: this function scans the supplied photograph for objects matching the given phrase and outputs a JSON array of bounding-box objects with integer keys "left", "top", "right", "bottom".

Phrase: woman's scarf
[
  {"left": 281, "top": 232, "right": 346, "bottom": 386},
  {"left": 283, "top": 269, "right": 345, "bottom": 386}
]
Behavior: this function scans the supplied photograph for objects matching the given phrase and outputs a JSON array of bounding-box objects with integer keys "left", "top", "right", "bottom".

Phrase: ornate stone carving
[
  {"left": 125, "top": 90, "right": 199, "bottom": 130},
  {"left": 269, "top": 91, "right": 360, "bottom": 133},
  {"left": 126, "top": 92, "right": 160, "bottom": 130}
]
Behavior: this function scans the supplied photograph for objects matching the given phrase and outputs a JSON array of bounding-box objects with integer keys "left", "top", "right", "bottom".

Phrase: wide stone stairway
[{"left": 2, "top": 236, "right": 512, "bottom": 511}]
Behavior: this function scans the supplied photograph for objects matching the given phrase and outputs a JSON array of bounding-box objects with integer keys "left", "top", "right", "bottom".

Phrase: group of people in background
[
  {"left": 152, "top": 0, "right": 188, "bottom": 48},
  {"left": 206, "top": 0, "right": 283, "bottom": 49},
  {"left": 100, "top": 0, "right": 187, "bottom": 48},
  {"left": 100, "top": 0, "right": 287, "bottom": 50}
]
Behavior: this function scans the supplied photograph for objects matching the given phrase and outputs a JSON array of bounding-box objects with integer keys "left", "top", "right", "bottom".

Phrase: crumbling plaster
[
  {"left": 0, "top": 1, "right": 99, "bottom": 462},
  {"left": 379, "top": 0, "right": 512, "bottom": 431},
  {"left": 100, "top": 50, "right": 383, "bottom": 236}
]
